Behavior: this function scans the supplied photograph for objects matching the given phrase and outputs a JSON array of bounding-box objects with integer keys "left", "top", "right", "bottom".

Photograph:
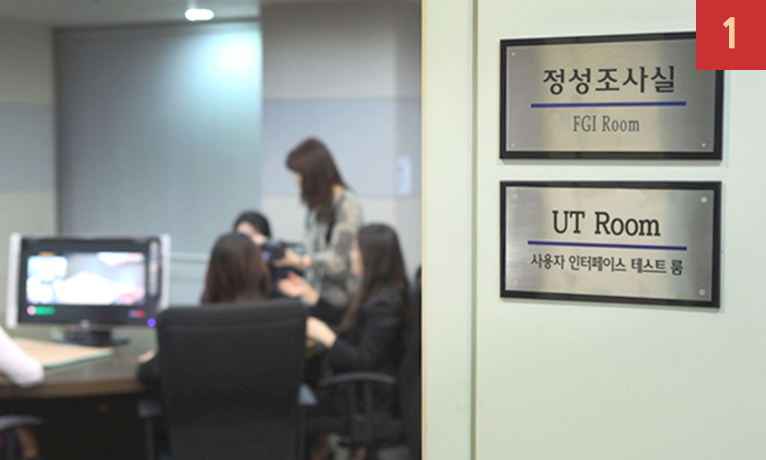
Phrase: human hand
[
  {"left": 252, "top": 233, "right": 268, "bottom": 245},
  {"left": 272, "top": 249, "right": 311, "bottom": 269},
  {"left": 306, "top": 317, "right": 337, "bottom": 348},
  {"left": 278, "top": 272, "right": 319, "bottom": 305},
  {"left": 137, "top": 349, "right": 156, "bottom": 363}
]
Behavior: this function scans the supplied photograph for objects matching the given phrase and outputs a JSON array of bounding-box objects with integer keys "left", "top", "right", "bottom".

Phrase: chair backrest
[{"left": 157, "top": 299, "right": 306, "bottom": 460}]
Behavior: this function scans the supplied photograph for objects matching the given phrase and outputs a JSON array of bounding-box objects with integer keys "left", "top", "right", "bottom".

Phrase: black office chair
[
  {"left": 149, "top": 299, "right": 307, "bottom": 460},
  {"left": 307, "top": 268, "right": 422, "bottom": 460},
  {"left": 0, "top": 416, "right": 42, "bottom": 460}
]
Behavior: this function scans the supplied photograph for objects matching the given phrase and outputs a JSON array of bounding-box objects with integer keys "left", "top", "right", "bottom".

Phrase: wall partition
[
  {"left": 0, "top": 19, "right": 57, "bottom": 317},
  {"left": 424, "top": 0, "right": 766, "bottom": 459},
  {"left": 56, "top": 22, "right": 262, "bottom": 303}
]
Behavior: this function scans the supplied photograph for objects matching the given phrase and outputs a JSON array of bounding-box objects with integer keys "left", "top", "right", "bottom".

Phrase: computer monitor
[{"left": 6, "top": 234, "right": 171, "bottom": 346}]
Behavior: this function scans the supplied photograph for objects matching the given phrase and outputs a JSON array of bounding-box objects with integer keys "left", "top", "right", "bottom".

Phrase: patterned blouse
[{"left": 304, "top": 189, "right": 364, "bottom": 307}]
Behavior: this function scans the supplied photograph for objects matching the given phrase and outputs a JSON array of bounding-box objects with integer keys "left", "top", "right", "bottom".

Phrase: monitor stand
[{"left": 55, "top": 328, "right": 129, "bottom": 347}]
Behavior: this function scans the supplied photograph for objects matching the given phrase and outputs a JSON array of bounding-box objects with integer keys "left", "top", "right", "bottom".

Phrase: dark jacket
[{"left": 312, "top": 287, "right": 405, "bottom": 376}]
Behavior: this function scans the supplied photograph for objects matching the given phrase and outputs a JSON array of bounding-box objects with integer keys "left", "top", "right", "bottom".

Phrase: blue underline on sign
[
  {"left": 530, "top": 101, "right": 687, "bottom": 108},
  {"left": 527, "top": 240, "right": 687, "bottom": 251}
]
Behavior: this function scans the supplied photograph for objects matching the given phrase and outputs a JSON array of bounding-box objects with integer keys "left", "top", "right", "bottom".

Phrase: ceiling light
[{"left": 185, "top": 8, "right": 214, "bottom": 22}]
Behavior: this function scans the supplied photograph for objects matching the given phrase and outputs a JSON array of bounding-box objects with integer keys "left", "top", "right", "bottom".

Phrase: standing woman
[{"left": 274, "top": 138, "right": 363, "bottom": 309}]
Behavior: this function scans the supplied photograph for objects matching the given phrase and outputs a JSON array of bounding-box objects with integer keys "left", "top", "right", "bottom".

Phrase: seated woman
[
  {"left": 137, "top": 232, "right": 270, "bottom": 386},
  {"left": 0, "top": 327, "right": 44, "bottom": 459},
  {"left": 278, "top": 223, "right": 409, "bottom": 460},
  {"left": 0, "top": 328, "right": 43, "bottom": 388}
]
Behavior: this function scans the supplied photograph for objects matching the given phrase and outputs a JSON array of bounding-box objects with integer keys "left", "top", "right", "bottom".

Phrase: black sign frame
[
  {"left": 499, "top": 32, "right": 724, "bottom": 160},
  {"left": 500, "top": 181, "right": 721, "bottom": 308}
]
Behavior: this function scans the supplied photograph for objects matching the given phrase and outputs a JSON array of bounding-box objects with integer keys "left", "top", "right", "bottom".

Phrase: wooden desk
[
  {"left": 0, "top": 344, "right": 146, "bottom": 399},
  {"left": 1, "top": 330, "right": 156, "bottom": 460}
]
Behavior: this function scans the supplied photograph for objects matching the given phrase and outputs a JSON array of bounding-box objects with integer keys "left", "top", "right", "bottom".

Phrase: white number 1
[{"left": 724, "top": 17, "right": 735, "bottom": 49}]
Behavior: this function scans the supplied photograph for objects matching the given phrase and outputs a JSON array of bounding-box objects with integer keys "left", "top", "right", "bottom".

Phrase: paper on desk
[{"left": 12, "top": 338, "right": 114, "bottom": 369}]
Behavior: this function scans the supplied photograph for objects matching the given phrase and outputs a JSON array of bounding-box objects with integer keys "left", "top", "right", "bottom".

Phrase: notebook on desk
[{"left": 13, "top": 338, "right": 114, "bottom": 369}]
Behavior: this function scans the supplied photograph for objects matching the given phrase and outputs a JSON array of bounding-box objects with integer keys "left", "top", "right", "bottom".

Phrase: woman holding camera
[{"left": 233, "top": 210, "right": 296, "bottom": 298}]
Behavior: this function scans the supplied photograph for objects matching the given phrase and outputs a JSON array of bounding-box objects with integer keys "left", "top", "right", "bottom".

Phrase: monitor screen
[
  {"left": 27, "top": 252, "right": 147, "bottom": 306},
  {"left": 6, "top": 235, "right": 170, "bottom": 329}
]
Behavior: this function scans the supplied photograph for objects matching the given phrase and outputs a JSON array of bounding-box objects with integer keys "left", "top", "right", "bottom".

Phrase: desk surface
[{"left": 0, "top": 329, "right": 155, "bottom": 399}]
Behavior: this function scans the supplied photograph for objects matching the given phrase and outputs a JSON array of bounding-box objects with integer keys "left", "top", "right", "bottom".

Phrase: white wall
[
  {"left": 422, "top": 0, "right": 474, "bottom": 458},
  {"left": 0, "top": 20, "right": 54, "bottom": 106},
  {"left": 261, "top": 1, "right": 422, "bottom": 275},
  {"left": 425, "top": 0, "right": 766, "bottom": 459},
  {"left": 0, "top": 19, "right": 57, "bottom": 316}
]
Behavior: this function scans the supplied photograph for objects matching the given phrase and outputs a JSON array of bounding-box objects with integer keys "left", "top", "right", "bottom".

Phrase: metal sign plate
[
  {"left": 500, "top": 182, "right": 721, "bottom": 307},
  {"left": 500, "top": 33, "right": 723, "bottom": 159}
]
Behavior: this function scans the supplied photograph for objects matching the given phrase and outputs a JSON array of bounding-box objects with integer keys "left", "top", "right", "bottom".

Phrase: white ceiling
[
  {"left": 0, "top": 0, "right": 303, "bottom": 27},
  {"left": 0, "top": 0, "right": 410, "bottom": 28}
]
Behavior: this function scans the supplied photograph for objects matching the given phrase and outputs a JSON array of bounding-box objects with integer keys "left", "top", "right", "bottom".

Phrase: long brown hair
[
  {"left": 286, "top": 138, "right": 346, "bottom": 222},
  {"left": 201, "top": 233, "right": 270, "bottom": 303},
  {"left": 337, "top": 224, "right": 409, "bottom": 334}
]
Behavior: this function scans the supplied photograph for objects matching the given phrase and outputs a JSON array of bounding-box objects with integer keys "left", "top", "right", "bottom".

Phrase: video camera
[{"left": 260, "top": 238, "right": 287, "bottom": 264}]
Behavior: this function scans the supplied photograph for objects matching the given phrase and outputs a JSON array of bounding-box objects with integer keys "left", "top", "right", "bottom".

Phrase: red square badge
[{"left": 697, "top": 0, "right": 766, "bottom": 69}]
